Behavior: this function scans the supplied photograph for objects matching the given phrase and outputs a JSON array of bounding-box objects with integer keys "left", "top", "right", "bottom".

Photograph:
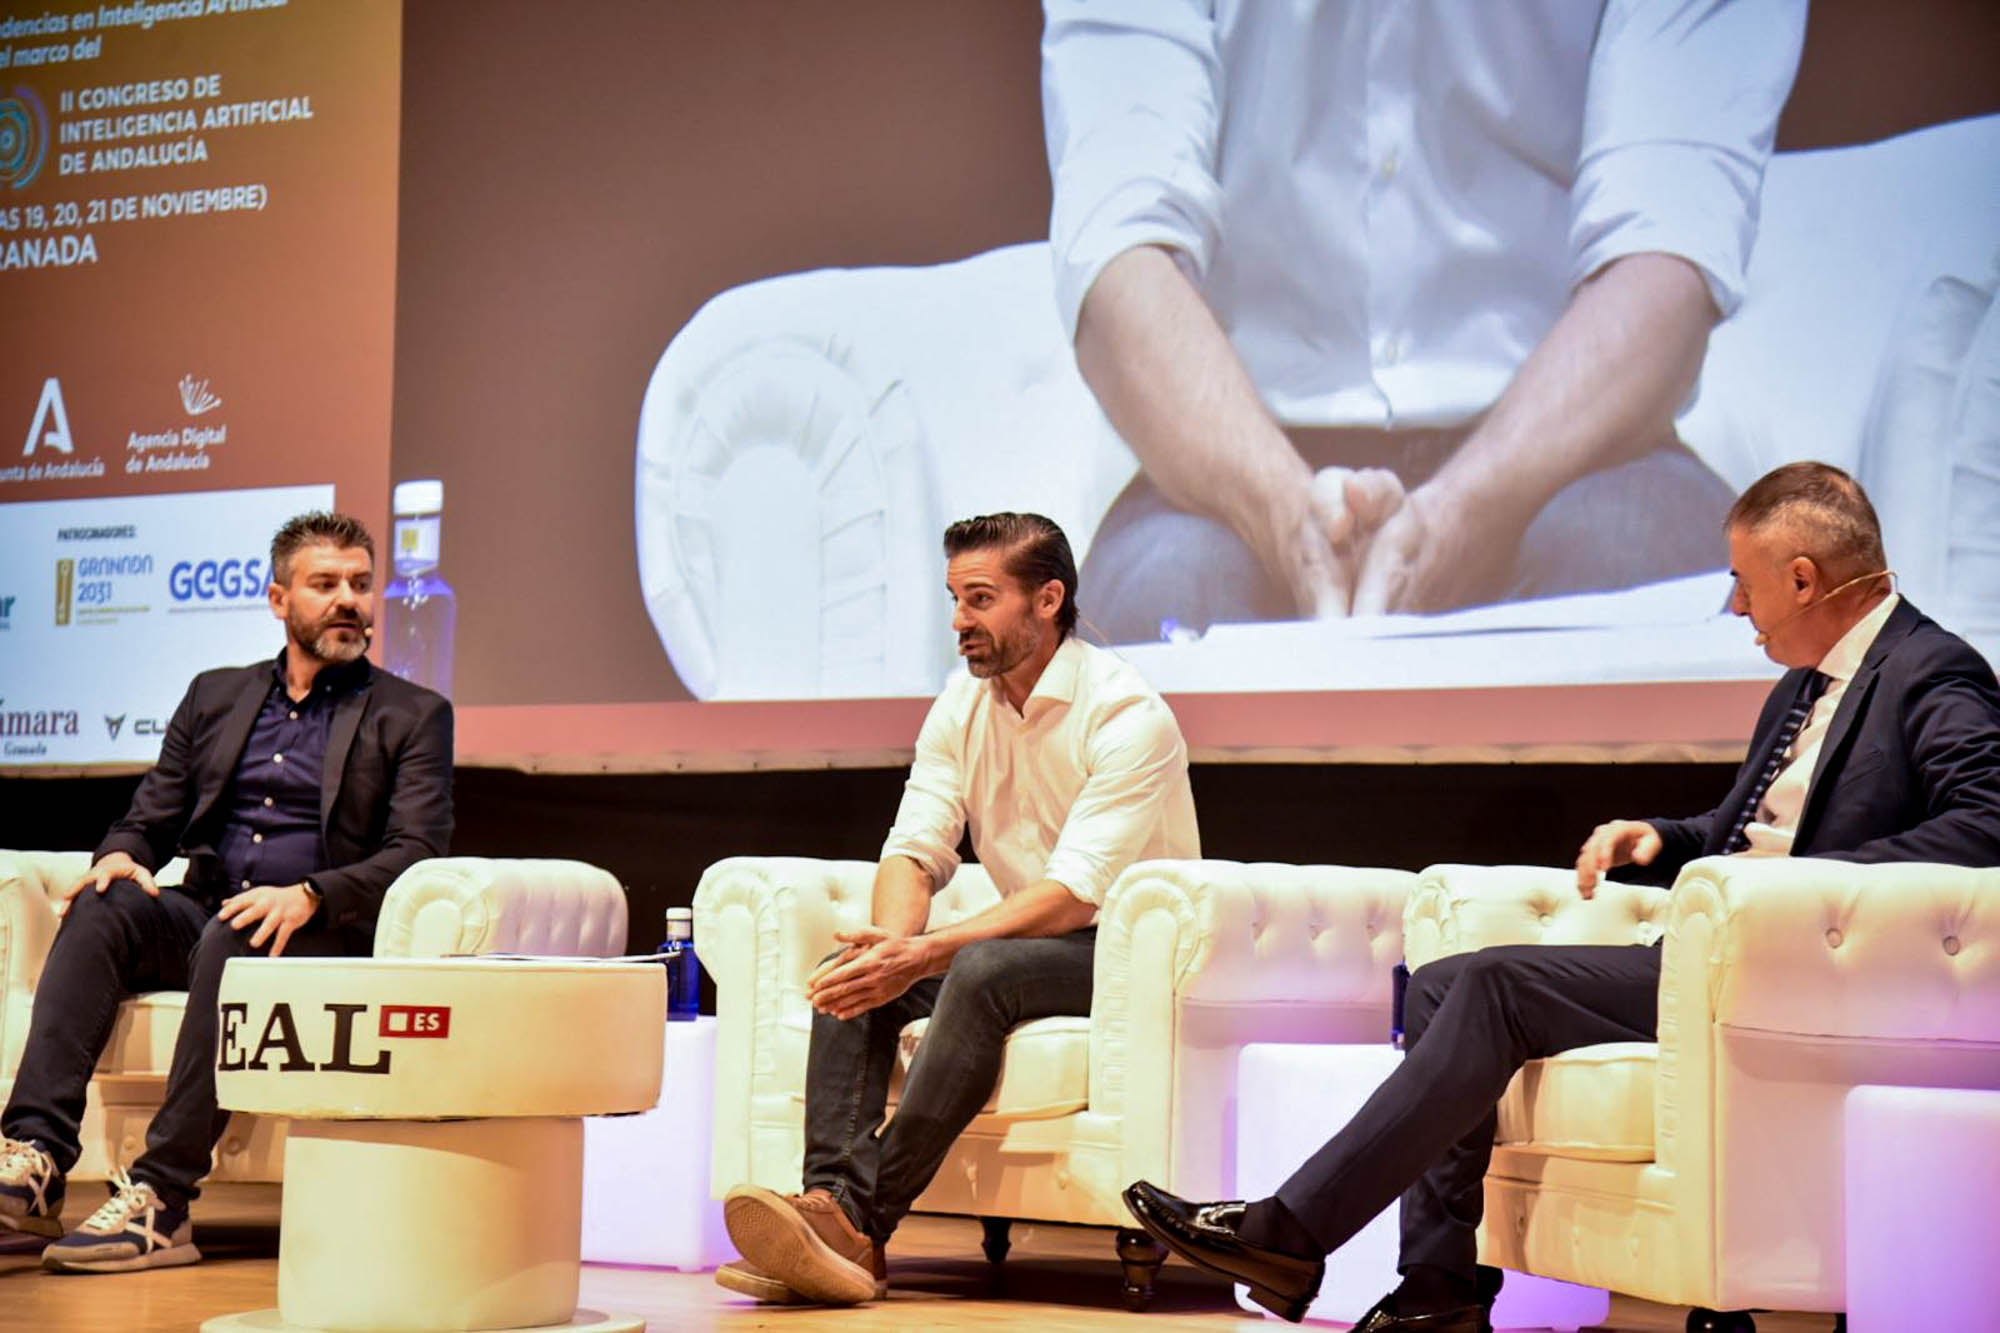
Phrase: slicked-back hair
[
  {"left": 943, "top": 512, "right": 1079, "bottom": 638},
  {"left": 1727, "top": 461, "right": 1886, "bottom": 582},
  {"left": 270, "top": 511, "right": 376, "bottom": 586}
]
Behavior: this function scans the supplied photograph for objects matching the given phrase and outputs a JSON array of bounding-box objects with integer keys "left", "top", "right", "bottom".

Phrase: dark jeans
[
  {"left": 799, "top": 929, "right": 1096, "bottom": 1244},
  {"left": 2, "top": 877, "right": 367, "bottom": 1205},
  {"left": 1082, "top": 440, "right": 1735, "bottom": 643},
  {"left": 1272, "top": 943, "right": 1662, "bottom": 1279}
]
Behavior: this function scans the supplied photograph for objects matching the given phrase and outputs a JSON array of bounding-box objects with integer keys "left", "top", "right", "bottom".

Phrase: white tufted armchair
[
  {"left": 1406, "top": 857, "right": 2000, "bottom": 1328},
  {"left": 694, "top": 855, "right": 1414, "bottom": 1305},
  {"left": 0, "top": 851, "right": 629, "bottom": 1184}
]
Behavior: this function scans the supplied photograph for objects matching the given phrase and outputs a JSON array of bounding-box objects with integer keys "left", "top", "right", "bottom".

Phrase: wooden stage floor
[{"left": 0, "top": 1184, "right": 1841, "bottom": 1332}]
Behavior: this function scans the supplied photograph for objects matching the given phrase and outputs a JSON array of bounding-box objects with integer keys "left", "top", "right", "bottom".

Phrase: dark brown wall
[{"left": 1778, "top": 0, "right": 2000, "bottom": 150}]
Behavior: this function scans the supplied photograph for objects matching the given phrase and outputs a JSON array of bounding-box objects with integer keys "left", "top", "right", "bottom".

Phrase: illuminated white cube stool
[
  {"left": 581, "top": 1014, "right": 729, "bottom": 1269},
  {"left": 1846, "top": 1085, "right": 2000, "bottom": 1332},
  {"left": 203, "top": 956, "right": 665, "bottom": 1333},
  {"left": 1235, "top": 1044, "right": 1609, "bottom": 1330}
]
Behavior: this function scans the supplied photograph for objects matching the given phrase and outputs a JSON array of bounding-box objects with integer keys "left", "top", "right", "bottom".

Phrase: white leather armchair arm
[
  {"left": 692, "top": 855, "right": 1002, "bottom": 1191},
  {"left": 694, "top": 856, "right": 871, "bottom": 1191},
  {"left": 1403, "top": 864, "right": 1670, "bottom": 971},
  {"left": 1665, "top": 856, "right": 2000, "bottom": 1044},
  {"left": 372, "top": 857, "right": 630, "bottom": 959},
  {"left": 1094, "top": 860, "right": 1415, "bottom": 1200},
  {"left": 2, "top": 851, "right": 90, "bottom": 1081}
]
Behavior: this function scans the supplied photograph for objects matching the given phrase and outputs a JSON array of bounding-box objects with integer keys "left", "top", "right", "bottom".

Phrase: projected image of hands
[{"left": 632, "top": 3, "right": 2000, "bottom": 701}]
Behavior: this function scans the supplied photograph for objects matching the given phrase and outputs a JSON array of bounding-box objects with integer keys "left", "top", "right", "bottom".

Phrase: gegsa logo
[{"left": 169, "top": 555, "right": 267, "bottom": 602}]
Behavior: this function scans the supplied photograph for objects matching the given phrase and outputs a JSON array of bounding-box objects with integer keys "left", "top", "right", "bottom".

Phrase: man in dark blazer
[
  {"left": 0, "top": 511, "right": 453, "bottom": 1274},
  {"left": 1119, "top": 462, "right": 2000, "bottom": 1330}
]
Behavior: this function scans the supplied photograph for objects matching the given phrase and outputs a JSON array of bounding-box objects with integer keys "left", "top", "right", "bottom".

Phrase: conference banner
[{"left": 0, "top": 0, "right": 399, "bottom": 766}]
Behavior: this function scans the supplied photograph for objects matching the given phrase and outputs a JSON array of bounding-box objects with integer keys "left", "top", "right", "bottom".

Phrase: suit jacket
[
  {"left": 96, "top": 655, "right": 454, "bottom": 933},
  {"left": 1648, "top": 598, "right": 2000, "bottom": 877}
]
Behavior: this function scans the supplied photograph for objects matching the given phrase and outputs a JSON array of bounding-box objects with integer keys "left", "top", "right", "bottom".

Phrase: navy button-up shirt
[{"left": 215, "top": 653, "right": 368, "bottom": 895}]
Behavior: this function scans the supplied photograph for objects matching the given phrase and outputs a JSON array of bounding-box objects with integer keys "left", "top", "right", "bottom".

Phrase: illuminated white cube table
[
  {"left": 1846, "top": 1085, "right": 2000, "bottom": 1333},
  {"left": 1235, "top": 1044, "right": 1609, "bottom": 1330},
  {"left": 581, "top": 1014, "right": 730, "bottom": 1269},
  {"left": 203, "top": 956, "right": 665, "bottom": 1333}
]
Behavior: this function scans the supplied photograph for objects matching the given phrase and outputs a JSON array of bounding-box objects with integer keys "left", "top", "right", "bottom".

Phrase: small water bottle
[
  {"left": 381, "top": 479, "right": 458, "bottom": 696},
  {"left": 660, "top": 907, "right": 700, "bottom": 1021},
  {"left": 1390, "top": 961, "right": 1410, "bottom": 1050}
]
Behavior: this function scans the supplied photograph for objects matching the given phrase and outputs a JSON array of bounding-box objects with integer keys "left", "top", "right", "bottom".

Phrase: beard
[
  {"left": 959, "top": 622, "right": 1034, "bottom": 679},
  {"left": 292, "top": 607, "right": 370, "bottom": 664}
]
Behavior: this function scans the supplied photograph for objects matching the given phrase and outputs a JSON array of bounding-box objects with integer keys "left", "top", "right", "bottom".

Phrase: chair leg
[
  {"left": 980, "top": 1216, "right": 1012, "bottom": 1264},
  {"left": 1116, "top": 1227, "right": 1166, "bottom": 1312},
  {"left": 1685, "top": 1310, "right": 1757, "bottom": 1333}
]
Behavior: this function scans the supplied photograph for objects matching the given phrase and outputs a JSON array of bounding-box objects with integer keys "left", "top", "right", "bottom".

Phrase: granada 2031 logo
[{"left": 0, "top": 86, "right": 49, "bottom": 191}]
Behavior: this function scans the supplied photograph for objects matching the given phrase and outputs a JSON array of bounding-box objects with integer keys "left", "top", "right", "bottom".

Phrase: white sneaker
[
  {"left": 0, "top": 1137, "right": 64, "bottom": 1239},
  {"left": 40, "top": 1169, "right": 199, "bottom": 1273}
]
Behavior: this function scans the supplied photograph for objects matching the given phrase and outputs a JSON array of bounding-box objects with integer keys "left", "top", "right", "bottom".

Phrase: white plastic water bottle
[{"left": 381, "top": 479, "right": 458, "bottom": 695}]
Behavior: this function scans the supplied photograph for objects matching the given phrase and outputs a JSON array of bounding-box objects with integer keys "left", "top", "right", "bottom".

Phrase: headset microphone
[{"left": 1753, "top": 570, "right": 1893, "bottom": 647}]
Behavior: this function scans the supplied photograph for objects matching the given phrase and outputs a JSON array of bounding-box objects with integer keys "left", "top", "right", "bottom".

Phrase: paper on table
[
  {"left": 1115, "top": 572, "right": 1777, "bottom": 691},
  {"left": 1300, "top": 571, "right": 1737, "bottom": 640}
]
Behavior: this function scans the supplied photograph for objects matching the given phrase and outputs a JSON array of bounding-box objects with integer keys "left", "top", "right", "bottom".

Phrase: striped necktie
[{"left": 1722, "top": 670, "right": 1831, "bottom": 854}]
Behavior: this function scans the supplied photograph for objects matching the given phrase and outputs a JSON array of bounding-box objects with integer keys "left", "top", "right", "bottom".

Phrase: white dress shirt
[
  {"left": 1042, "top": 0, "right": 1806, "bottom": 429},
  {"left": 1743, "top": 593, "right": 1901, "bottom": 856},
  {"left": 880, "top": 635, "right": 1199, "bottom": 907}
]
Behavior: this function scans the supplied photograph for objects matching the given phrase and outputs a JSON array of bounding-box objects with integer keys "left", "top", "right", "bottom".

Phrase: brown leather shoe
[{"left": 723, "top": 1185, "right": 881, "bottom": 1305}]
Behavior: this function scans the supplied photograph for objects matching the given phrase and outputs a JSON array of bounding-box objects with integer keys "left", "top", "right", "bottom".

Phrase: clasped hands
[
  {"left": 806, "top": 926, "right": 939, "bottom": 1022},
  {"left": 1279, "top": 466, "right": 1495, "bottom": 617},
  {"left": 63, "top": 850, "right": 319, "bottom": 956}
]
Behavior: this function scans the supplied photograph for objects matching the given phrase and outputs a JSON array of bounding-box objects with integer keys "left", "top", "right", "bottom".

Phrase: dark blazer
[
  {"left": 96, "top": 655, "right": 454, "bottom": 932},
  {"left": 1648, "top": 598, "right": 2000, "bottom": 877}
]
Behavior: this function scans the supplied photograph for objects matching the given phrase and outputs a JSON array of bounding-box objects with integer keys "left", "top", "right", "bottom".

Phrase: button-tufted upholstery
[
  {"left": 0, "top": 850, "right": 629, "bottom": 1183},
  {"left": 695, "top": 855, "right": 1414, "bottom": 1231},
  {"left": 372, "top": 857, "right": 627, "bottom": 959},
  {"left": 1408, "top": 857, "right": 2000, "bottom": 1316}
]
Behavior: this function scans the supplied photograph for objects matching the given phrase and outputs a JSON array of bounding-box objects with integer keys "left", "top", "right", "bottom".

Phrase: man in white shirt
[
  {"left": 1042, "top": 0, "right": 1807, "bottom": 641},
  {"left": 717, "top": 512, "right": 1199, "bottom": 1307},
  {"left": 1121, "top": 464, "right": 2000, "bottom": 1330}
]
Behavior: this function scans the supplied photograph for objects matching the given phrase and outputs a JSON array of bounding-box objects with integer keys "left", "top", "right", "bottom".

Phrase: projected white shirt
[
  {"left": 1743, "top": 593, "right": 1901, "bottom": 856},
  {"left": 880, "top": 636, "right": 1199, "bottom": 907},
  {"left": 1042, "top": 0, "right": 1807, "bottom": 428}
]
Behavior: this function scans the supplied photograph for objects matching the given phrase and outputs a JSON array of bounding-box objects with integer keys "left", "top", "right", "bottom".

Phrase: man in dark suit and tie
[
  {"left": 0, "top": 511, "right": 453, "bottom": 1274},
  {"left": 1120, "top": 462, "right": 2000, "bottom": 1330}
]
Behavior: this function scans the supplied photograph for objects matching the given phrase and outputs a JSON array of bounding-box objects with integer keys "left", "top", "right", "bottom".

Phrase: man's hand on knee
[
  {"left": 60, "top": 851, "right": 157, "bottom": 915},
  {"left": 217, "top": 882, "right": 319, "bottom": 957},
  {"left": 807, "top": 927, "right": 938, "bottom": 1021}
]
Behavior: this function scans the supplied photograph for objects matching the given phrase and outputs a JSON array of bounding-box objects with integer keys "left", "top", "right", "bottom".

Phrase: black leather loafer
[
  {"left": 1351, "top": 1289, "right": 1491, "bottom": 1332},
  {"left": 1121, "top": 1180, "right": 1324, "bottom": 1322}
]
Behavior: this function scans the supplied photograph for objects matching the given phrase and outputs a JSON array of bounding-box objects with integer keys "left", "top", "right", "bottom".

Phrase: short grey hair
[{"left": 1726, "top": 462, "right": 1886, "bottom": 582}]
